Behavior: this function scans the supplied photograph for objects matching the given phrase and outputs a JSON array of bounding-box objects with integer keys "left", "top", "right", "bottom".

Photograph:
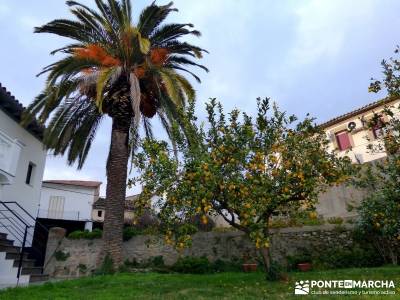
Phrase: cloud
[
  {"left": 286, "top": 0, "right": 375, "bottom": 67},
  {"left": 0, "top": 1, "right": 10, "bottom": 16}
]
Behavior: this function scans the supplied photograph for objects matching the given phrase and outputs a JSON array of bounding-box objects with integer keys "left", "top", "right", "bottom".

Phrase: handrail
[
  {"left": 0, "top": 201, "right": 50, "bottom": 281},
  {"left": 1, "top": 201, "right": 49, "bottom": 233},
  {"left": 0, "top": 202, "right": 30, "bottom": 227},
  {"left": 1, "top": 201, "right": 36, "bottom": 222}
]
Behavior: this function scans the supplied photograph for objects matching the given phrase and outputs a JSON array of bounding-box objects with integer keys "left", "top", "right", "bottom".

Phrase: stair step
[
  {"left": 0, "top": 232, "right": 7, "bottom": 240},
  {"left": 21, "top": 267, "right": 43, "bottom": 276},
  {"left": 13, "top": 258, "right": 36, "bottom": 268},
  {"left": 5, "top": 251, "right": 29, "bottom": 260},
  {"left": 0, "top": 244, "right": 20, "bottom": 253},
  {"left": 0, "top": 239, "right": 14, "bottom": 246},
  {"left": 29, "top": 274, "right": 49, "bottom": 283}
]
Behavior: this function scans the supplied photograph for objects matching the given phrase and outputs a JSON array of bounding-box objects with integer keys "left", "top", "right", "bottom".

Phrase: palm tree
[{"left": 23, "top": 0, "right": 207, "bottom": 266}]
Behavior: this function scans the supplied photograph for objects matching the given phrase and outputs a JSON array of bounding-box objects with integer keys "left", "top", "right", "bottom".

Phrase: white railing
[{"left": 37, "top": 209, "right": 86, "bottom": 221}]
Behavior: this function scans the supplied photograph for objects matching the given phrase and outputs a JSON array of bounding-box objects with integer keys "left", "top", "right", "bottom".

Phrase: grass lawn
[{"left": 0, "top": 266, "right": 399, "bottom": 300}]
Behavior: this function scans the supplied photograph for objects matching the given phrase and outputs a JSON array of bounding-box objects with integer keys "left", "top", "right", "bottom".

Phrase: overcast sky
[{"left": 0, "top": 0, "right": 399, "bottom": 196}]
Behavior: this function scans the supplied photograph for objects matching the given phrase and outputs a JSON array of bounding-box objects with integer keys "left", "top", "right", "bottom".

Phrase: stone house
[{"left": 92, "top": 194, "right": 137, "bottom": 225}]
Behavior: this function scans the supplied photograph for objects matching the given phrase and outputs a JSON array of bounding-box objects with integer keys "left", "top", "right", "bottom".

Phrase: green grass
[{"left": 0, "top": 266, "right": 399, "bottom": 299}]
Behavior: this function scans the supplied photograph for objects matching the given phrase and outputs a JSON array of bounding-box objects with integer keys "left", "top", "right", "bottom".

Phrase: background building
[
  {"left": 317, "top": 97, "right": 400, "bottom": 219},
  {"left": 39, "top": 180, "right": 102, "bottom": 231},
  {"left": 321, "top": 98, "right": 400, "bottom": 163},
  {"left": 92, "top": 194, "right": 137, "bottom": 225}
]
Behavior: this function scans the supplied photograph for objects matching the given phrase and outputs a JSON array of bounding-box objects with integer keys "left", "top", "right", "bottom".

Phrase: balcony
[
  {"left": 0, "top": 130, "right": 23, "bottom": 185},
  {"left": 37, "top": 209, "right": 86, "bottom": 221}
]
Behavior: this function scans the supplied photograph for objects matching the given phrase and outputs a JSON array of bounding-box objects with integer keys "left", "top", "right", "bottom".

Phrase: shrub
[
  {"left": 123, "top": 227, "right": 141, "bottom": 241},
  {"left": 78, "top": 263, "right": 87, "bottom": 273},
  {"left": 211, "top": 259, "right": 242, "bottom": 272},
  {"left": 311, "top": 244, "right": 383, "bottom": 270},
  {"left": 135, "top": 210, "right": 159, "bottom": 229},
  {"left": 286, "top": 250, "right": 312, "bottom": 271},
  {"left": 266, "top": 261, "right": 286, "bottom": 281},
  {"left": 68, "top": 228, "right": 102, "bottom": 239},
  {"left": 172, "top": 256, "right": 211, "bottom": 274},
  {"left": 327, "top": 217, "right": 344, "bottom": 225},
  {"left": 150, "top": 256, "right": 165, "bottom": 268},
  {"left": 124, "top": 258, "right": 139, "bottom": 268},
  {"left": 54, "top": 250, "right": 70, "bottom": 261},
  {"left": 94, "top": 254, "right": 115, "bottom": 275}
]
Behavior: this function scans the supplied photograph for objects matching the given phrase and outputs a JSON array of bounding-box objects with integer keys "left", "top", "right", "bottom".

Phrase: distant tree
[
  {"left": 131, "top": 98, "right": 352, "bottom": 275},
  {"left": 22, "top": 0, "right": 207, "bottom": 267},
  {"left": 353, "top": 48, "right": 400, "bottom": 265}
]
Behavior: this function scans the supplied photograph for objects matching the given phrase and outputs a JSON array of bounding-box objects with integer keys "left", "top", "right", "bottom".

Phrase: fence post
[{"left": 17, "top": 225, "right": 28, "bottom": 282}]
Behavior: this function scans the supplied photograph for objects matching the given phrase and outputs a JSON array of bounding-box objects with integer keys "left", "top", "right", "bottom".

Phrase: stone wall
[{"left": 44, "top": 224, "right": 355, "bottom": 279}]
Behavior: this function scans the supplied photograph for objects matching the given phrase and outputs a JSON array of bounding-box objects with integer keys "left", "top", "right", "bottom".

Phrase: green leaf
[
  {"left": 139, "top": 35, "right": 151, "bottom": 54},
  {"left": 96, "top": 68, "right": 115, "bottom": 112}
]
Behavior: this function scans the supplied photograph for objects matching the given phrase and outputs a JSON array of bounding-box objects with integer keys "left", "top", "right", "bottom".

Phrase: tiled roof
[
  {"left": 93, "top": 197, "right": 105, "bottom": 209},
  {"left": 43, "top": 180, "right": 102, "bottom": 188},
  {"left": 0, "top": 83, "right": 44, "bottom": 140},
  {"left": 319, "top": 97, "right": 398, "bottom": 129}
]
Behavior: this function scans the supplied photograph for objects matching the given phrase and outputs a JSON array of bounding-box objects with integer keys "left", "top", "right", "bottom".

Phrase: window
[
  {"left": 335, "top": 131, "right": 351, "bottom": 151},
  {"left": 97, "top": 210, "right": 103, "bottom": 217},
  {"left": 372, "top": 118, "right": 385, "bottom": 139},
  {"left": 25, "top": 162, "right": 35, "bottom": 185},
  {"left": 48, "top": 196, "right": 65, "bottom": 219}
]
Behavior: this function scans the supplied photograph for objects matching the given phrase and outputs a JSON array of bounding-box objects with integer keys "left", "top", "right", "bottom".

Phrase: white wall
[
  {"left": 0, "top": 109, "right": 46, "bottom": 224},
  {"left": 324, "top": 99, "right": 400, "bottom": 163},
  {"left": 39, "top": 183, "right": 97, "bottom": 221}
]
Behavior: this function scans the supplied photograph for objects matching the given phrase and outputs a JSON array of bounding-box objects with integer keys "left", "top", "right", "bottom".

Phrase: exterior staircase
[
  {"left": 0, "top": 232, "right": 48, "bottom": 285},
  {"left": 0, "top": 202, "right": 49, "bottom": 288}
]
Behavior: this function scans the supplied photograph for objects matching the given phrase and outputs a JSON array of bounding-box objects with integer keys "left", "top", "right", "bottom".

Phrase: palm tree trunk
[{"left": 102, "top": 116, "right": 130, "bottom": 267}]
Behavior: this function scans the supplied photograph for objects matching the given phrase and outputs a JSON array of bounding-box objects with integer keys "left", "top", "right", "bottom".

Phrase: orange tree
[
  {"left": 131, "top": 98, "right": 352, "bottom": 275},
  {"left": 353, "top": 48, "right": 400, "bottom": 265}
]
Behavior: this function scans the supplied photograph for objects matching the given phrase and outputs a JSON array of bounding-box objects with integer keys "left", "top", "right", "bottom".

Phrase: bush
[
  {"left": 68, "top": 228, "right": 102, "bottom": 239},
  {"left": 124, "top": 258, "right": 139, "bottom": 268},
  {"left": 211, "top": 259, "right": 242, "bottom": 272},
  {"left": 94, "top": 254, "right": 115, "bottom": 275},
  {"left": 266, "top": 261, "right": 286, "bottom": 281},
  {"left": 54, "top": 250, "right": 70, "bottom": 261},
  {"left": 286, "top": 250, "right": 312, "bottom": 271},
  {"left": 123, "top": 227, "right": 141, "bottom": 241},
  {"left": 327, "top": 217, "right": 344, "bottom": 225},
  {"left": 150, "top": 255, "right": 165, "bottom": 268},
  {"left": 172, "top": 256, "right": 211, "bottom": 274},
  {"left": 135, "top": 210, "right": 159, "bottom": 229},
  {"left": 313, "top": 245, "right": 383, "bottom": 269}
]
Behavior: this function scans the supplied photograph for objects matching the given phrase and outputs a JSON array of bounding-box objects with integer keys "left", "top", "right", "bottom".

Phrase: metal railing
[
  {"left": 37, "top": 209, "right": 82, "bottom": 221},
  {"left": 0, "top": 201, "right": 48, "bottom": 281}
]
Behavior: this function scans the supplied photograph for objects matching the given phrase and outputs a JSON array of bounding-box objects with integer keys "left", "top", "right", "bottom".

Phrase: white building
[
  {"left": 321, "top": 97, "right": 400, "bottom": 164},
  {"left": 39, "top": 180, "right": 102, "bottom": 230},
  {"left": 0, "top": 84, "right": 46, "bottom": 222},
  {"left": 0, "top": 83, "right": 48, "bottom": 287}
]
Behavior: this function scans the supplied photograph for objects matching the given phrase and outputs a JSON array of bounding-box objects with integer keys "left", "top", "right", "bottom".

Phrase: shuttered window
[
  {"left": 335, "top": 131, "right": 351, "bottom": 151},
  {"left": 48, "top": 196, "right": 65, "bottom": 219}
]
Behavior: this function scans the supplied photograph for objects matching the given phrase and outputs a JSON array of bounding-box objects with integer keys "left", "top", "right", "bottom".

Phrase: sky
[{"left": 0, "top": 0, "right": 399, "bottom": 196}]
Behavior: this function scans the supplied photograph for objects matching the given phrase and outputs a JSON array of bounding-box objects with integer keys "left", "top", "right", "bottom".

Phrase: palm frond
[{"left": 138, "top": 1, "right": 177, "bottom": 38}]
